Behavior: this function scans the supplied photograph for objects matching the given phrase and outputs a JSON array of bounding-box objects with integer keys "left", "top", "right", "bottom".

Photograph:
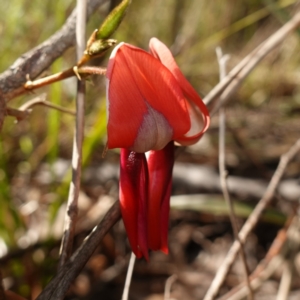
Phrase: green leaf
[{"left": 171, "top": 194, "right": 286, "bottom": 226}]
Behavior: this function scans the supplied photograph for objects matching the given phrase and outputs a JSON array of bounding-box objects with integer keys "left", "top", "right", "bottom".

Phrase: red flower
[{"left": 106, "top": 38, "right": 209, "bottom": 259}]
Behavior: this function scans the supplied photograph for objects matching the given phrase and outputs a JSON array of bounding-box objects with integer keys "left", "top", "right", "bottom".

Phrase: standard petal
[
  {"left": 120, "top": 149, "right": 149, "bottom": 259},
  {"left": 149, "top": 38, "right": 210, "bottom": 145},
  {"left": 106, "top": 43, "right": 191, "bottom": 152},
  {"left": 106, "top": 43, "right": 148, "bottom": 150},
  {"left": 147, "top": 142, "right": 174, "bottom": 252}
]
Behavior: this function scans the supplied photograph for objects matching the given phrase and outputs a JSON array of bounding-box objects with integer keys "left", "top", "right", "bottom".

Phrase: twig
[
  {"left": 204, "top": 138, "right": 300, "bottom": 300},
  {"left": 78, "top": 66, "right": 107, "bottom": 76},
  {"left": 0, "top": 270, "right": 6, "bottom": 300},
  {"left": 5, "top": 108, "right": 30, "bottom": 122},
  {"left": 21, "top": 100, "right": 75, "bottom": 116},
  {"left": 58, "top": 0, "right": 87, "bottom": 269},
  {"left": 218, "top": 216, "right": 294, "bottom": 300},
  {"left": 204, "top": 43, "right": 262, "bottom": 105},
  {"left": 164, "top": 274, "right": 178, "bottom": 300},
  {"left": 203, "top": 10, "right": 300, "bottom": 115},
  {"left": 218, "top": 215, "right": 300, "bottom": 300},
  {"left": 121, "top": 252, "right": 136, "bottom": 300},
  {"left": 23, "top": 66, "right": 106, "bottom": 92},
  {"left": 276, "top": 260, "right": 293, "bottom": 300},
  {"left": 24, "top": 68, "right": 75, "bottom": 91},
  {"left": 6, "top": 94, "right": 47, "bottom": 121},
  {"left": 220, "top": 256, "right": 283, "bottom": 300},
  {"left": 6, "top": 94, "right": 75, "bottom": 122},
  {"left": 276, "top": 214, "right": 300, "bottom": 300},
  {"left": 0, "top": 95, "right": 5, "bottom": 132},
  {"left": 216, "top": 47, "right": 253, "bottom": 300},
  {"left": 0, "top": 0, "right": 108, "bottom": 131},
  {"left": 0, "top": 0, "right": 108, "bottom": 102},
  {"left": 36, "top": 201, "right": 121, "bottom": 300}
]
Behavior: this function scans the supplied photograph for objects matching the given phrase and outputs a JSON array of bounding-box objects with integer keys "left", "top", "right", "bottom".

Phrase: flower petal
[
  {"left": 149, "top": 38, "right": 210, "bottom": 144},
  {"left": 146, "top": 142, "right": 174, "bottom": 253},
  {"left": 120, "top": 149, "right": 149, "bottom": 259},
  {"left": 106, "top": 43, "right": 191, "bottom": 152},
  {"left": 159, "top": 177, "right": 172, "bottom": 253},
  {"left": 106, "top": 43, "right": 148, "bottom": 151}
]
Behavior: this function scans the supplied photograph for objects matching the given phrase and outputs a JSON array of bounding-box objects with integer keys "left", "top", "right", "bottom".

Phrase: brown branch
[
  {"left": 23, "top": 68, "right": 75, "bottom": 91},
  {"left": 78, "top": 66, "right": 107, "bottom": 75},
  {"left": 216, "top": 48, "right": 253, "bottom": 300},
  {"left": 23, "top": 66, "right": 106, "bottom": 92},
  {"left": 204, "top": 10, "right": 300, "bottom": 115},
  {"left": 6, "top": 108, "right": 30, "bottom": 122},
  {"left": 164, "top": 274, "right": 178, "bottom": 300},
  {"left": 6, "top": 94, "right": 75, "bottom": 122},
  {"left": 0, "top": 0, "right": 108, "bottom": 132},
  {"left": 204, "top": 138, "right": 300, "bottom": 300},
  {"left": 276, "top": 215, "right": 300, "bottom": 300},
  {"left": 36, "top": 201, "right": 121, "bottom": 300},
  {"left": 58, "top": 0, "right": 87, "bottom": 269},
  {"left": 0, "top": 270, "right": 6, "bottom": 300},
  {"left": 0, "top": 0, "right": 108, "bottom": 102},
  {"left": 0, "top": 96, "right": 5, "bottom": 132},
  {"left": 21, "top": 100, "right": 75, "bottom": 116},
  {"left": 218, "top": 216, "right": 294, "bottom": 300},
  {"left": 7, "top": 94, "right": 75, "bottom": 122}
]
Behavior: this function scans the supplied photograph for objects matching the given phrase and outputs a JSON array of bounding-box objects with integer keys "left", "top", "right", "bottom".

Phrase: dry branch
[
  {"left": 0, "top": 270, "right": 5, "bottom": 300},
  {"left": 204, "top": 138, "right": 300, "bottom": 300},
  {"left": 121, "top": 252, "right": 136, "bottom": 300},
  {"left": 0, "top": 0, "right": 108, "bottom": 130},
  {"left": 0, "top": 0, "right": 108, "bottom": 101},
  {"left": 216, "top": 48, "right": 253, "bottom": 299},
  {"left": 218, "top": 217, "right": 294, "bottom": 300},
  {"left": 204, "top": 10, "right": 300, "bottom": 114},
  {"left": 36, "top": 201, "right": 121, "bottom": 300},
  {"left": 58, "top": 0, "right": 87, "bottom": 269}
]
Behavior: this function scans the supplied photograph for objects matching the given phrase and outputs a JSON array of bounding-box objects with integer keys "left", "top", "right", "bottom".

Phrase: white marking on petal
[
  {"left": 132, "top": 103, "right": 173, "bottom": 153},
  {"left": 109, "top": 42, "right": 125, "bottom": 60},
  {"left": 105, "top": 78, "right": 110, "bottom": 122},
  {"left": 184, "top": 100, "right": 204, "bottom": 137},
  {"left": 106, "top": 42, "right": 125, "bottom": 80},
  {"left": 106, "top": 42, "right": 128, "bottom": 125}
]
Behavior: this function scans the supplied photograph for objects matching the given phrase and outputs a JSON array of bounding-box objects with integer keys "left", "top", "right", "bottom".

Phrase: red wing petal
[
  {"left": 159, "top": 177, "right": 172, "bottom": 254},
  {"left": 147, "top": 141, "right": 174, "bottom": 252},
  {"left": 120, "top": 149, "right": 149, "bottom": 259},
  {"left": 175, "top": 99, "right": 210, "bottom": 145},
  {"left": 149, "top": 38, "right": 210, "bottom": 144}
]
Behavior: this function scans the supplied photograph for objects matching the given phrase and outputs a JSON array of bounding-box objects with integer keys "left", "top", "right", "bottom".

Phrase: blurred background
[{"left": 1, "top": 0, "right": 300, "bottom": 299}]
